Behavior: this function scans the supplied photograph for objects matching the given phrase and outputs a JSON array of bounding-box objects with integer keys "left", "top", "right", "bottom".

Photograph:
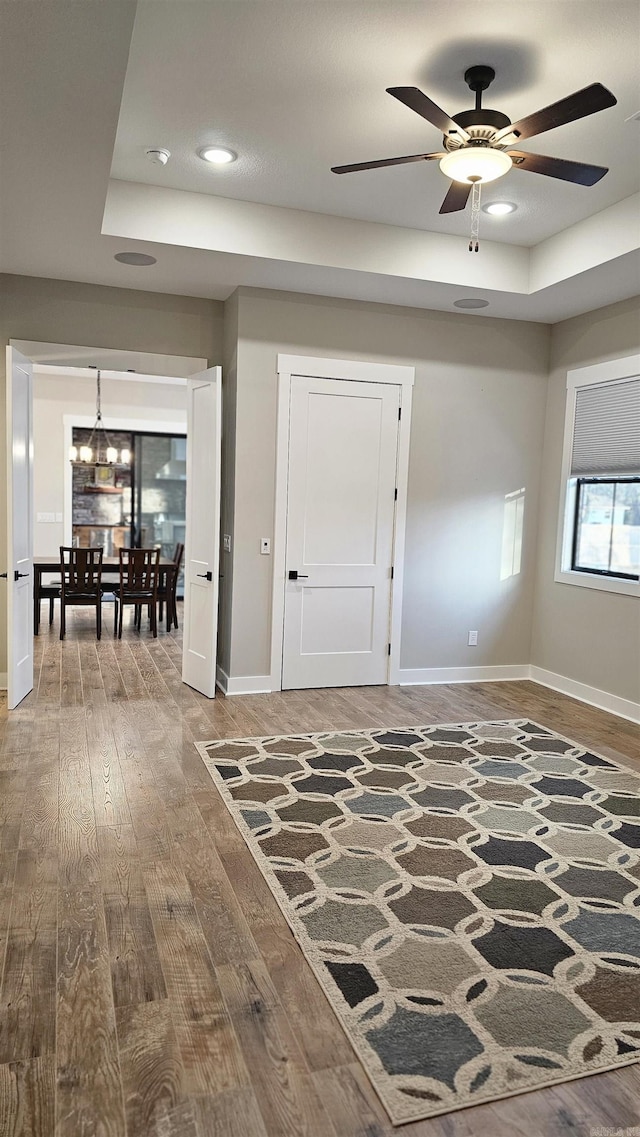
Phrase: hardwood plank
[
  {"left": 58, "top": 712, "right": 100, "bottom": 887},
  {"left": 97, "top": 824, "right": 167, "bottom": 1007},
  {"left": 193, "top": 1087, "right": 268, "bottom": 1137},
  {"left": 56, "top": 886, "right": 125, "bottom": 1137},
  {"left": 116, "top": 999, "right": 184, "bottom": 1137},
  {"left": 88, "top": 736, "right": 131, "bottom": 828},
  {"left": 17, "top": 758, "right": 58, "bottom": 853},
  {"left": 216, "top": 958, "right": 337, "bottom": 1137},
  {"left": 253, "top": 922, "right": 355, "bottom": 1072},
  {"left": 173, "top": 828, "right": 258, "bottom": 967},
  {"left": 0, "top": 769, "right": 25, "bottom": 853},
  {"left": 0, "top": 1054, "right": 56, "bottom": 1137},
  {"left": 312, "top": 1061, "right": 392, "bottom": 1137},
  {"left": 0, "top": 859, "right": 57, "bottom": 1064},
  {"left": 143, "top": 859, "right": 249, "bottom": 1096}
]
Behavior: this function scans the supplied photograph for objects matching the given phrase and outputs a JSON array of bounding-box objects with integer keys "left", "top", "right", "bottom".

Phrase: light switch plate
[
  {"left": 223, "top": 534, "right": 231, "bottom": 553},
  {"left": 260, "top": 537, "right": 271, "bottom": 555}
]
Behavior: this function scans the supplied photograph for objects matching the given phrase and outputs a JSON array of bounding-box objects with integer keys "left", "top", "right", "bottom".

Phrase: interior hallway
[{"left": 0, "top": 610, "right": 638, "bottom": 1137}]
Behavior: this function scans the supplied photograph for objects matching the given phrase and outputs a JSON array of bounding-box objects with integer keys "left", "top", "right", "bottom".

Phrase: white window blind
[{"left": 571, "top": 376, "right": 640, "bottom": 478}]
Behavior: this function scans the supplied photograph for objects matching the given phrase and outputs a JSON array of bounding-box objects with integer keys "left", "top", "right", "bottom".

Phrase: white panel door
[
  {"left": 5, "top": 347, "right": 34, "bottom": 709},
  {"left": 182, "top": 366, "right": 221, "bottom": 698},
  {"left": 282, "top": 377, "right": 400, "bottom": 690}
]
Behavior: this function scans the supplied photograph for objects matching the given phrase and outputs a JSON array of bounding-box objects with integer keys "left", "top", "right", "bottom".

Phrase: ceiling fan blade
[
  {"left": 387, "top": 86, "right": 470, "bottom": 142},
  {"left": 509, "top": 150, "right": 609, "bottom": 185},
  {"left": 332, "top": 151, "right": 444, "bottom": 174},
  {"left": 439, "top": 181, "right": 472, "bottom": 214},
  {"left": 496, "top": 83, "right": 616, "bottom": 142}
]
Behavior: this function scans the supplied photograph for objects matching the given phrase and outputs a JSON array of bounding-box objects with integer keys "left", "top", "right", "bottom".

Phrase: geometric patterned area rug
[{"left": 196, "top": 720, "right": 640, "bottom": 1125}]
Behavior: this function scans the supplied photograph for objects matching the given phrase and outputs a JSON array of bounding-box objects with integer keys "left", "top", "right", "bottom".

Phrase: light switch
[
  {"left": 260, "top": 537, "right": 271, "bottom": 555},
  {"left": 223, "top": 534, "right": 231, "bottom": 553}
]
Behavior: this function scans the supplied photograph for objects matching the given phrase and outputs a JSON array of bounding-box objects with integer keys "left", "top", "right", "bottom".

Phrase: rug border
[{"left": 195, "top": 717, "right": 640, "bottom": 1127}]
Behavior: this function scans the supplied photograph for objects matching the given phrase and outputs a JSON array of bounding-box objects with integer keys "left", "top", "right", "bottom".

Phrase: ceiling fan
[{"left": 331, "top": 66, "right": 617, "bottom": 215}]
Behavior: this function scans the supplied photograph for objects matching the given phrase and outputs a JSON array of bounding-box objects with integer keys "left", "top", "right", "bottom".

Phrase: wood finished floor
[{"left": 0, "top": 607, "right": 639, "bottom": 1137}]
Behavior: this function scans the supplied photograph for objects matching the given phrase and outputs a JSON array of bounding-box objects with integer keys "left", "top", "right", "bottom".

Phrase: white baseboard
[
  {"left": 398, "top": 664, "right": 531, "bottom": 686},
  {"left": 0, "top": 673, "right": 6, "bottom": 691},
  {"left": 216, "top": 666, "right": 272, "bottom": 696},
  {"left": 530, "top": 666, "right": 640, "bottom": 725}
]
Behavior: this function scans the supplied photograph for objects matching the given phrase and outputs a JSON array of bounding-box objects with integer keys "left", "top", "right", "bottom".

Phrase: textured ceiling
[
  {"left": 1, "top": 0, "right": 638, "bottom": 321},
  {"left": 111, "top": 0, "right": 640, "bottom": 246}
]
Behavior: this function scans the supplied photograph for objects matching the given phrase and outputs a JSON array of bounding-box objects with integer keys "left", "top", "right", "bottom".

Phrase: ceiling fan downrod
[{"left": 468, "top": 178, "right": 482, "bottom": 252}]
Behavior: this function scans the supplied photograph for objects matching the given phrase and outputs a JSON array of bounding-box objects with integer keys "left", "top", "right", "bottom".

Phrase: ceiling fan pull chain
[{"left": 469, "top": 180, "right": 481, "bottom": 252}]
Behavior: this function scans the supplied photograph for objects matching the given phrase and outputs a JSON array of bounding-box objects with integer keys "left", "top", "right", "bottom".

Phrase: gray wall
[
  {"left": 531, "top": 296, "right": 640, "bottom": 703},
  {"left": 0, "top": 273, "right": 223, "bottom": 673},
  {"left": 227, "top": 288, "right": 550, "bottom": 679}
]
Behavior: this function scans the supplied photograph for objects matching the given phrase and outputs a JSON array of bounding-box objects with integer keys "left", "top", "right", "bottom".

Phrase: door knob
[
  {"left": 0, "top": 572, "right": 7, "bottom": 579},
  {"left": 288, "top": 570, "right": 309, "bottom": 580},
  {"left": 14, "top": 571, "right": 29, "bottom": 581},
  {"left": 196, "top": 571, "right": 213, "bottom": 581}
]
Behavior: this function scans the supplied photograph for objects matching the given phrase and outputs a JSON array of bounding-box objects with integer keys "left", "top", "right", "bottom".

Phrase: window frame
[
  {"left": 555, "top": 354, "right": 640, "bottom": 599},
  {"left": 570, "top": 476, "right": 640, "bottom": 582}
]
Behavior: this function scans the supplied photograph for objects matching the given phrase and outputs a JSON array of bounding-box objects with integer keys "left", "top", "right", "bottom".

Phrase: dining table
[{"left": 33, "top": 554, "right": 178, "bottom": 634}]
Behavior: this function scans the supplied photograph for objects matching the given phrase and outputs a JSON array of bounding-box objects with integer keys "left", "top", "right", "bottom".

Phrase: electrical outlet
[
  {"left": 468, "top": 630, "right": 478, "bottom": 646},
  {"left": 223, "top": 534, "right": 231, "bottom": 553},
  {"left": 260, "top": 537, "right": 271, "bottom": 555}
]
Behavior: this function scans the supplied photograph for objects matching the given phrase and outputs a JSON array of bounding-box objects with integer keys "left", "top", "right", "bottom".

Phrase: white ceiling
[{"left": 1, "top": 0, "right": 639, "bottom": 323}]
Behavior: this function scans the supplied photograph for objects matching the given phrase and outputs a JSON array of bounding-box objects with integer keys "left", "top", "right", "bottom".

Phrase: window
[
  {"left": 572, "top": 478, "right": 640, "bottom": 580},
  {"left": 556, "top": 355, "right": 640, "bottom": 596}
]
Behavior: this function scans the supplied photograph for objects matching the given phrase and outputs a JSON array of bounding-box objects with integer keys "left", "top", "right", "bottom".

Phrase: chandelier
[{"left": 69, "top": 370, "right": 131, "bottom": 465}]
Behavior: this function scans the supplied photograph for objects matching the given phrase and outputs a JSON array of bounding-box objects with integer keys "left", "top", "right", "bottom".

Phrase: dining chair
[
  {"left": 157, "top": 542, "right": 184, "bottom": 632},
  {"left": 36, "top": 577, "right": 61, "bottom": 633},
  {"left": 115, "top": 548, "right": 160, "bottom": 638},
  {"left": 59, "top": 546, "right": 104, "bottom": 640}
]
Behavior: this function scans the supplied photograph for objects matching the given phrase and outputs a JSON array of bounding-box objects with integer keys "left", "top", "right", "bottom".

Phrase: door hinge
[
  {"left": 388, "top": 643, "right": 391, "bottom": 655},
  {"left": 398, "top": 407, "right": 402, "bottom": 420},
  {"left": 390, "top": 566, "right": 394, "bottom": 580},
  {"left": 394, "top": 487, "right": 398, "bottom": 500}
]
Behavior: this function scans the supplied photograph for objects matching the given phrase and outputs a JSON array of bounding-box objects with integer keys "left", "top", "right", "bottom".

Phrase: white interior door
[
  {"left": 282, "top": 376, "right": 400, "bottom": 690},
  {"left": 5, "top": 346, "right": 34, "bottom": 709},
  {"left": 182, "top": 366, "right": 221, "bottom": 698}
]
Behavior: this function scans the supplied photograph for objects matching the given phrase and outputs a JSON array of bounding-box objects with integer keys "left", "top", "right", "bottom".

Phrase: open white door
[
  {"left": 5, "top": 347, "right": 34, "bottom": 709},
  {"left": 182, "top": 366, "right": 221, "bottom": 698}
]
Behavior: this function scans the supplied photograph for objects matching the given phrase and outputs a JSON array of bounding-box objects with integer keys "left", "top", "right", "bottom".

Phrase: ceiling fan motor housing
[
  {"left": 444, "top": 109, "right": 513, "bottom": 150},
  {"left": 444, "top": 65, "right": 512, "bottom": 150}
]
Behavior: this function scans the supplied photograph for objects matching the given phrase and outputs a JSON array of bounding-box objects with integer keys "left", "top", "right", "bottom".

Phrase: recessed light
[
  {"left": 198, "top": 146, "right": 237, "bottom": 165},
  {"left": 483, "top": 201, "right": 517, "bottom": 216},
  {"left": 114, "top": 252, "right": 157, "bottom": 266},
  {"left": 454, "top": 298, "right": 490, "bottom": 310}
]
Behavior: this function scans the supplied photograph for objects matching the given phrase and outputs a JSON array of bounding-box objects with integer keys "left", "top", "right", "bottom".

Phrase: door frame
[
  {"left": 2, "top": 341, "right": 204, "bottom": 702},
  {"left": 270, "top": 354, "right": 415, "bottom": 692}
]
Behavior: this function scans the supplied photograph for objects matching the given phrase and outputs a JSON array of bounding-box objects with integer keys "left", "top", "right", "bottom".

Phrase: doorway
[
  {"left": 271, "top": 355, "right": 414, "bottom": 692},
  {"left": 4, "top": 342, "right": 222, "bottom": 706}
]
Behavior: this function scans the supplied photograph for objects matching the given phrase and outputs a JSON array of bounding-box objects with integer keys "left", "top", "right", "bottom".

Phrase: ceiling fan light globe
[{"left": 439, "top": 147, "right": 513, "bottom": 185}]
